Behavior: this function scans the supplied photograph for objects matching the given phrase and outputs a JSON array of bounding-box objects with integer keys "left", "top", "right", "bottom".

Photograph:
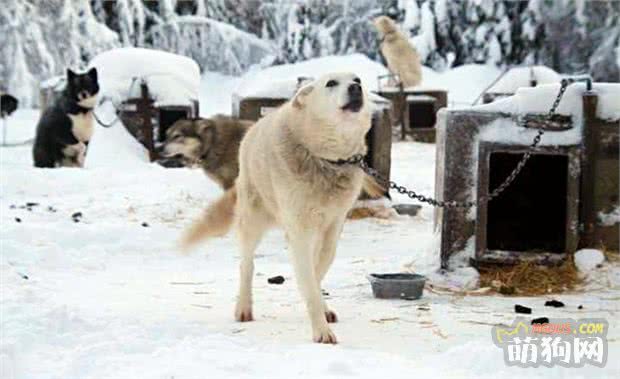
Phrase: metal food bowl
[{"left": 367, "top": 273, "right": 426, "bottom": 300}]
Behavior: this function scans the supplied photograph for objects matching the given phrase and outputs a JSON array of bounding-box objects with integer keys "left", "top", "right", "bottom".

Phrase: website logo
[{"left": 492, "top": 317, "right": 608, "bottom": 368}]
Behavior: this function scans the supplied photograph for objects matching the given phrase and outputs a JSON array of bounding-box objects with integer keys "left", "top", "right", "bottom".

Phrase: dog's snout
[{"left": 348, "top": 83, "right": 362, "bottom": 98}]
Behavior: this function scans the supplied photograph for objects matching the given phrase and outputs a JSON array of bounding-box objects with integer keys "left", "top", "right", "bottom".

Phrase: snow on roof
[
  {"left": 234, "top": 54, "right": 389, "bottom": 99},
  {"left": 464, "top": 82, "right": 620, "bottom": 147},
  {"left": 89, "top": 48, "right": 200, "bottom": 107},
  {"left": 488, "top": 66, "right": 561, "bottom": 94},
  {"left": 232, "top": 54, "right": 395, "bottom": 112}
]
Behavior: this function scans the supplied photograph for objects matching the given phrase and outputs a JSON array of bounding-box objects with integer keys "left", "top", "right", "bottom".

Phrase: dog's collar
[
  {"left": 323, "top": 153, "right": 366, "bottom": 167},
  {"left": 379, "top": 30, "right": 396, "bottom": 44}
]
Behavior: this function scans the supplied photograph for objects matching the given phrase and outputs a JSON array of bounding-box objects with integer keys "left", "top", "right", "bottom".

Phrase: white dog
[
  {"left": 182, "top": 73, "right": 382, "bottom": 344},
  {"left": 374, "top": 16, "right": 422, "bottom": 87}
]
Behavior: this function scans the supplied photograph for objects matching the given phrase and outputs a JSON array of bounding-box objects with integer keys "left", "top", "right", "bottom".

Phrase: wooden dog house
[
  {"left": 89, "top": 48, "right": 201, "bottom": 161},
  {"left": 374, "top": 75, "right": 447, "bottom": 142},
  {"left": 118, "top": 82, "right": 199, "bottom": 160},
  {"left": 232, "top": 78, "right": 393, "bottom": 197},
  {"left": 435, "top": 83, "right": 619, "bottom": 268}
]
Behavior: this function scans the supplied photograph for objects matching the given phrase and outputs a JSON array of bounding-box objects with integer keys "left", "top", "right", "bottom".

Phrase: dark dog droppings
[
  {"left": 515, "top": 304, "right": 532, "bottom": 314},
  {"left": 72, "top": 212, "right": 83, "bottom": 222},
  {"left": 15, "top": 217, "right": 22, "bottom": 223},
  {"left": 141, "top": 222, "right": 149, "bottom": 227},
  {"left": 531, "top": 317, "right": 549, "bottom": 325},
  {"left": 578, "top": 305, "right": 583, "bottom": 310},
  {"left": 544, "top": 300, "right": 565, "bottom": 308},
  {"left": 267, "top": 275, "right": 285, "bottom": 285}
]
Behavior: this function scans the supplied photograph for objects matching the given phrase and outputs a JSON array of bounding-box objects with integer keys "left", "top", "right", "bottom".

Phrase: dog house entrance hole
[
  {"left": 486, "top": 152, "right": 568, "bottom": 253},
  {"left": 158, "top": 109, "right": 189, "bottom": 142},
  {"left": 407, "top": 95, "right": 436, "bottom": 129}
]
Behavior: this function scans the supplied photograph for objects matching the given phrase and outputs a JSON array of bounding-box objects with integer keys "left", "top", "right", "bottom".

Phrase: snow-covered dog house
[
  {"left": 374, "top": 76, "right": 447, "bottom": 142},
  {"left": 482, "top": 66, "right": 561, "bottom": 104},
  {"left": 232, "top": 77, "right": 312, "bottom": 121},
  {"left": 232, "top": 77, "right": 393, "bottom": 197},
  {"left": 435, "top": 83, "right": 619, "bottom": 268},
  {"left": 89, "top": 48, "right": 200, "bottom": 160}
]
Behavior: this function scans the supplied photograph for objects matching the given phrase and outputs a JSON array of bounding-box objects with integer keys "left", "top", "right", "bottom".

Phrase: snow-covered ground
[{"left": 1, "top": 56, "right": 619, "bottom": 378}]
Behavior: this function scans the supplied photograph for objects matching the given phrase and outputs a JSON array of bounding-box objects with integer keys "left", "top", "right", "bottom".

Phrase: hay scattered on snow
[{"left": 479, "top": 258, "right": 582, "bottom": 296}]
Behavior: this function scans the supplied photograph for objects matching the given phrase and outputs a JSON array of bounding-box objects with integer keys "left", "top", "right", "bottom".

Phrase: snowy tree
[{"left": 1, "top": 0, "right": 618, "bottom": 106}]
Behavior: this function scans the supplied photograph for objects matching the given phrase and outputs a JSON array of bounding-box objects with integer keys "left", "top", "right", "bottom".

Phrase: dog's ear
[
  {"left": 197, "top": 121, "right": 216, "bottom": 154},
  {"left": 292, "top": 84, "right": 314, "bottom": 109},
  {"left": 67, "top": 68, "right": 76, "bottom": 81},
  {"left": 87, "top": 67, "right": 98, "bottom": 82}
]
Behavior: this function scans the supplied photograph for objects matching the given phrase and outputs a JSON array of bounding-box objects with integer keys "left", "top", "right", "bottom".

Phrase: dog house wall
[
  {"left": 435, "top": 90, "right": 619, "bottom": 268},
  {"left": 374, "top": 88, "right": 447, "bottom": 142}
]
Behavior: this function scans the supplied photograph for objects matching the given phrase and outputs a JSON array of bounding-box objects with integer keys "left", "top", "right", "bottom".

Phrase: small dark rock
[
  {"left": 71, "top": 212, "right": 83, "bottom": 219},
  {"left": 15, "top": 217, "right": 21, "bottom": 223},
  {"left": 578, "top": 305, "right": 583, "bottom": 310},
  {"left": 268, "top": 275, "right": 285, "bottom": 285},
  {"left": 531, "top": 317, "right": 549, "bottom": 325},
  {"left": 544, "top": 300, "right": 565, "bottom": 308},
  {"left": 515, "top": 304, "right": 532, "bottom": 314},
  {"left": 141, "top": 222, "right": 149, "bottom": 227}
]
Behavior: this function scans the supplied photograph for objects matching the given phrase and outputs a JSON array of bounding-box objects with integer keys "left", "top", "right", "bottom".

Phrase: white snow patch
[
  {"left": 574, "top": 249, "right": 606, "bottom": 273},
  {"left": 598, "top": 206, "right": 620, "bottom": 226},
  {"left": 488, "top": 66, "right": 561, "bottom": 94},
  {"left": 89, "top": 47, "right": 200, "bottom": 107}
]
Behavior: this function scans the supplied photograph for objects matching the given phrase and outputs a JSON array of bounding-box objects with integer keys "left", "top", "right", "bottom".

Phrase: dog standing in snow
[
  {"left": 33, "top": 68, "right": 99, "bottom": 168},
  {"left": 374, "top": 16, "right": 423, "bottom": 87},
  {"left": 181, "top": 73, "right": 382, "bottom": 344}
]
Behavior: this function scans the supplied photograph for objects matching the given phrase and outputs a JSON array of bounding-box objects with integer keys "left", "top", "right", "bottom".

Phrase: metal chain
[{"left": 337, "top": 78, "right": 572, "bottom": 208}]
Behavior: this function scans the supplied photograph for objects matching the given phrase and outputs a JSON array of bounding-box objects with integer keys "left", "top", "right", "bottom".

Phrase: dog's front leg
[
  {"left": 288, "top": 227, "right": 337, "bottom": 344},
  {"left": 314, "top": 218, "right": 345, "bottom": 323}
]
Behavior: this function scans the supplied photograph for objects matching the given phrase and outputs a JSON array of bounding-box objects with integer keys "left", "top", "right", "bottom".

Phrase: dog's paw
[
  {"left": 325, "top": 310, "right": 338, "bottom": 323},
  {"left": 234, "top": 304, "right": 254, "bottom": 322},
  {"left": 313, "top": 326, "right": 338, "bottom": 344}
]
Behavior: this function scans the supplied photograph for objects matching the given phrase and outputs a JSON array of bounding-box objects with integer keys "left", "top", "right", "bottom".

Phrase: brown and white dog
[{"left": 161, "top": 115, "right": 254, "bottom": 189}]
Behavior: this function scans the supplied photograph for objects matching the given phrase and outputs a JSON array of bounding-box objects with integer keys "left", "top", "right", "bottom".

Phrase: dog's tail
[
  {"left": 362, "top": 173, "right": 386, "bottom": 199},
  {"left": 180, "top": 186, "right": 237, "bottom": 253}
]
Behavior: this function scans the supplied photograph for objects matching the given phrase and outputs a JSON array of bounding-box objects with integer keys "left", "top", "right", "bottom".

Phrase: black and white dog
[{"left": 33, "top": 68, "right": 99, "bottom": 168}]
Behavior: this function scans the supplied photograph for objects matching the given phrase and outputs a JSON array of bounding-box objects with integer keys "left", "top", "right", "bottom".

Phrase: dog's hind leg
[
  {"left": 234, "top": 209, "right": 268, "bottom": 322},
  {"left": 287, "top": 226, "right": 337, "bottom": 344},
  {"left": 314, "top": 219, "right": 345, "bottom": 323}
]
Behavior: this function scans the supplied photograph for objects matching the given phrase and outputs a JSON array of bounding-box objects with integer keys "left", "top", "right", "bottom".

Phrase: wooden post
[
  {"left": 398, "top": 81, "right": 406, "bottom": 140},
  {"left": 138, "top": 82, "right": 156, "bottom": 162},
  {"left": 579, "top": 92, "right": 599, "bottom": 248}
]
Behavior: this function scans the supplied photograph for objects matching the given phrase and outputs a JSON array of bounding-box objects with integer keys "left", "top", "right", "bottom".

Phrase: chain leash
[{"left": 336, "top": 78, "right": 573, "bottom": 208}]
